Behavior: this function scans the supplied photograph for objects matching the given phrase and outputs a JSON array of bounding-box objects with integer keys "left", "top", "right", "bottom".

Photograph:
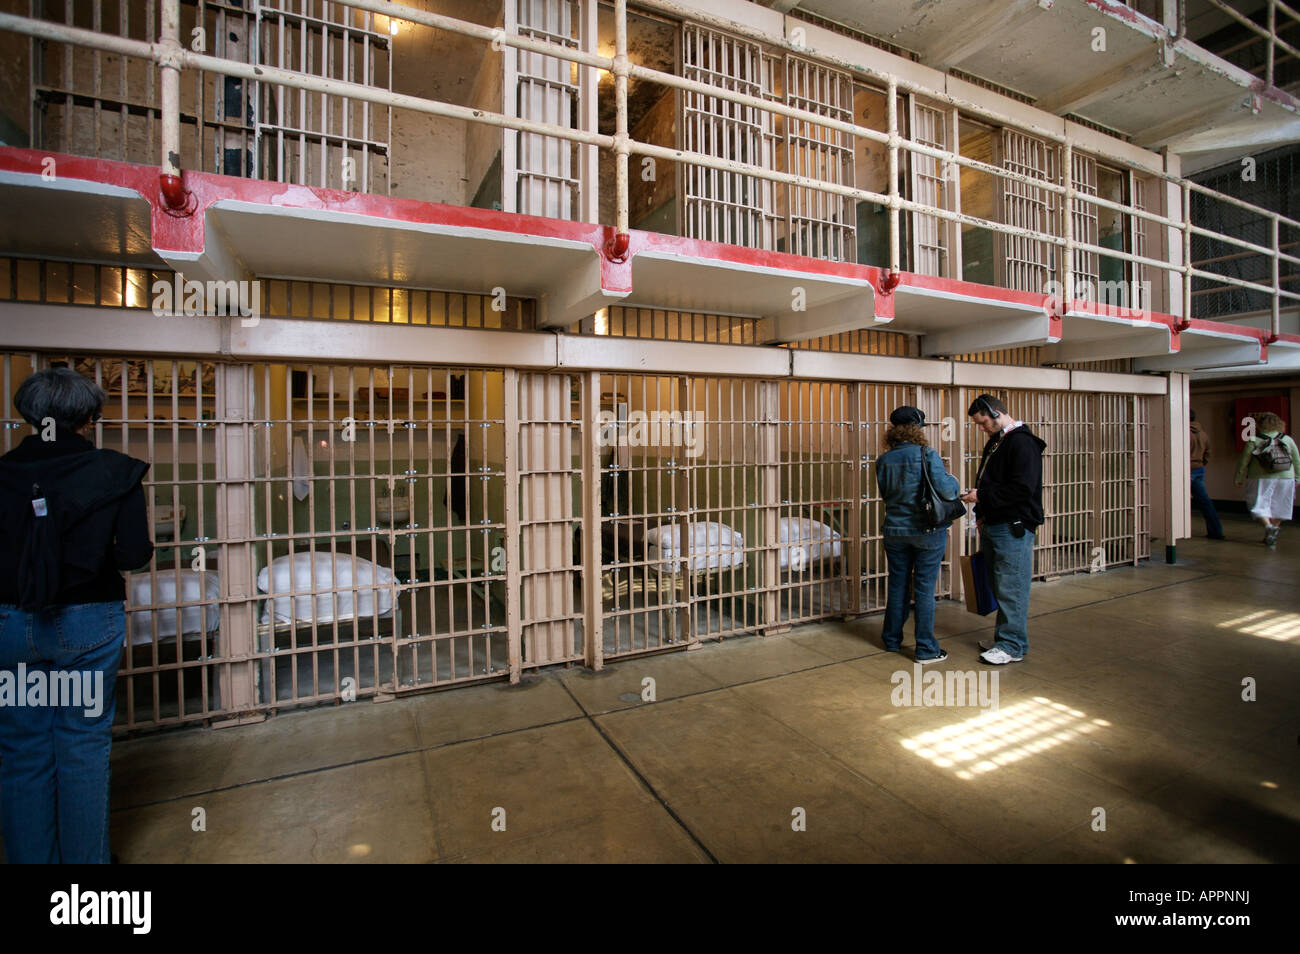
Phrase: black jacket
[
  {"left": 0, "top": 431, "right": 153, "bottom": 608},
  {"left": 974, "top": 424, "right": 1046, "bottom": 529}
]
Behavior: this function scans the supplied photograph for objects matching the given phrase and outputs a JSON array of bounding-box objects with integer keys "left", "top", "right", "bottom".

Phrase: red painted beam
[
  {"left": 0, "top": 145, "right": 1276, "bottom": 349},
  {"left": 0, "top": 146, "right": 632, "bottom": 289},
  {"left": 1, "top": 147, "right": 894, "bottom": 300}
]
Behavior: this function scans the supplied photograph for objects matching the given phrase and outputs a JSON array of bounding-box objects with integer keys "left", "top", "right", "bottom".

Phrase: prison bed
[
  {"left": 644, "top": 516, "right": 842, "bottom": 574},
  {"left": 578, "top": 518, "right": 747, "bottom": 604},
  {"left": 123, "top": 542, "right": 403, "bottom": 647},
  {"left": 256, "top": 544, "right": 400, "bottom": 642},
  {"left": 126, "top": 569, "right": 220, "bottom": 647},
  {"left": 588, "top": 514, "right": 841, "bottom": 566},
  {"left": 605, "top": 516, "right": 840, "bottom": 570},
  {"left": 642, "top": 521, "right": 747, "bottom": 574},
  {"left": 776, "top": 516, "right": 843, "bottom": 570}
]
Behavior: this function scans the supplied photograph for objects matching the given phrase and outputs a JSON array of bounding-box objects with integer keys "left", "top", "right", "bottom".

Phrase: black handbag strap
[
  {"left": 917, "top": 444, "right": 935, "bottom": 495},
  {"left": 919, "top": 445, "right": 949, "bottom": 498},
  {"left": 918, "top": 445, "right": 965, "bottom": 527}
]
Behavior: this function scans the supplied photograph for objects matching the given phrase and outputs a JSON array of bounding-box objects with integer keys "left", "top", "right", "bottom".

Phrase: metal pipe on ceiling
[
  {"left": 158, "top": 0, "right": 185, "bottom": 210},
  {"left": 611, "top": 0, "right": 630, "bottom": 258}
]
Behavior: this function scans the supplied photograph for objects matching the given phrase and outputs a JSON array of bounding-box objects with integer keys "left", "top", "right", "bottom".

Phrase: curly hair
[
  {"left": 1254, "top": 411, "right": 1286, "bottom": 433},
  {"left": 884, "top": 422, "right": 928, "bottom": 449}
]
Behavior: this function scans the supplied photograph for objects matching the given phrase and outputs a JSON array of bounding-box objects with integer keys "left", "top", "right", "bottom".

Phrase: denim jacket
[{"left": 875, "top": 442, "right": 962, "bottom": 536}]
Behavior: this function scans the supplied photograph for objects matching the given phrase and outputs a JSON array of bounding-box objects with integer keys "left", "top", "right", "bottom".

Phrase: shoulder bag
[{"left": 918, "top": 447, "right": 966, "bottom": 530}]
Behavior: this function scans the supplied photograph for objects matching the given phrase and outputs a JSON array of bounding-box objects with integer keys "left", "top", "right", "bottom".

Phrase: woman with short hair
[
  {"left": 874, "top": 406, "right": 963, "bottom": 663},
  {"left": 1234, "top": 411, "right": 1300, "bottom": 547},
  {"left": 0, "top": 367, "right": 153, "bottom": 863}
]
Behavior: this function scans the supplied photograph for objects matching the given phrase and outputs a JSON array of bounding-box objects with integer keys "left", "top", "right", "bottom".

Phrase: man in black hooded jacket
[{"left": 960, "top": 394, "right": 1046, "bottom": 665}]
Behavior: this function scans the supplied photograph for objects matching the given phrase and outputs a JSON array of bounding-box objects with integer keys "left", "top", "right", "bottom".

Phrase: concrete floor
[{"left": 96, "top": 514, "right": 1300, "bottom": 863}]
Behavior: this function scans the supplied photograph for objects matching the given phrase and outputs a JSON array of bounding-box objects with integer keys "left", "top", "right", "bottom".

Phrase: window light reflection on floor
[
  {"left": 899, "top": 696, "right": 1109, "bottom": 780},
  {"left": 1216, "top": 610, "right": 1300, "bottom": 642}
]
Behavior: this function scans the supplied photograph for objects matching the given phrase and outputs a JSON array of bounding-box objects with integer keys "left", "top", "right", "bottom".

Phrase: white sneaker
[
  {"left": 980, "top": 646, "right": 1023, "bottom": 665},
  {"left": 977, "top": 638, "right": 1023, "bottom": 654}
]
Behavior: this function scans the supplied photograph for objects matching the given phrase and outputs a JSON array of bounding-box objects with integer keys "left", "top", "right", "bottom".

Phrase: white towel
[{"left": 292, "top": 436, "right": 311, "bottom": 501}]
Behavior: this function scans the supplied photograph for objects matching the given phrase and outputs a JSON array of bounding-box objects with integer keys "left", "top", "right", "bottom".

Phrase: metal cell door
[
  {"left": 1131, "top": 175, "right": 1151, "bottom": 312},
  {"left": 679, "top": 22, "right": 779, "bottom": 250},
  {"left": 999, "top": 129, "right": 1057, "bottom": 293},
  {"left": 784, "top": 55, "right": 855, "bottom": 261},
  {"left": 507, "top": 0, "right": 581, "bottom": 218},
  {"left": 254, "top": 0, "right": 393, "bottom": 193},
  {"left": 1071, "top": 151, "right": 1099, "bottom": 295},
  {"left": 909, "top": 101, "right": 947, "bottom": 276}
]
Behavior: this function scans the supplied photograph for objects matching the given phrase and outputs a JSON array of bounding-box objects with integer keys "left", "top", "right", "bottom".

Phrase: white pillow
[
  {"left": 778, "top": 517, "right": 842, "bottom": 569},
  {"left": 126, "top": 570, "right": 220, "bottom": 646},
  {"left": 257, "top": 552, "right": 396, "bottom": 625},
  {"left": 644, "top": 521, "right": 746, "bottom": 573}
]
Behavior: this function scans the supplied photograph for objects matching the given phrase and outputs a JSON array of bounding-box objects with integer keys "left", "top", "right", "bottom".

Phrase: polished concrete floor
[{"left": 98, "top": 514, "right": 1300, "bottom": 863}]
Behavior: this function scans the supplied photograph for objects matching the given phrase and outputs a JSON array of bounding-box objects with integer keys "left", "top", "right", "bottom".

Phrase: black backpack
[{"left": 0, "top": 447, "right": 148, "bottom": 611}]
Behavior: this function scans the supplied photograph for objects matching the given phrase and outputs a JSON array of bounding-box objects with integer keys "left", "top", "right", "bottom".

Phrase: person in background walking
[
  {"left": 1234, "top": 411, "right": 1300, "bottom": 548},
  {"left": 875, "top": 406, "right": 963, "bottom": 663},
  {"left": 1189, "top": 409, "right": 1225, "bottom": 540}
]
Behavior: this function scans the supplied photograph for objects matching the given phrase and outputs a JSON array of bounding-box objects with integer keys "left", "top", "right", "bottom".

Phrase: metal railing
[
  {"left": 2, "top": 0, "right": 1298, "bottom": 339},
  {"left": 1205, "top": 0, "right": 1300, "bottom": 90}
]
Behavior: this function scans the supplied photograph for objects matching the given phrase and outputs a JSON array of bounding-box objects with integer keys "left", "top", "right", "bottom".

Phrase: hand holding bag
[
  {"left": 959, "top": 524, "right": 999, "bottom": 616},
  {"left": 960, "top": 550, "right": 999, "bottom": 616}
]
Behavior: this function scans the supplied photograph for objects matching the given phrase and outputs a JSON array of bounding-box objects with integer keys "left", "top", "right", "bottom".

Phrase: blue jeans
[
  {"left": 881, "top": 532, "right": 949, "bottom": 659},
  {"left": 981, "top": 524, "right": 1035, "bottom": 658},
  {"left": 1190, "top": 468, "right": 1224, "bottom": 537},
  {"left": 0, "top": 601, "right": 124, "bottom": 863}
]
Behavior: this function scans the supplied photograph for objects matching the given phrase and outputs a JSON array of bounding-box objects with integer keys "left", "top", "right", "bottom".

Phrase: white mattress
[
  {"left": 126, "top": 570, "right": 220, "bottom": 646},
  {"left": 257, "top": 552, "right": 396, "bottom": 625},
  {"left": 643, "top": 521, "right": 746, "bottom": 574},
  {"left": 777, "top": 517, "right": 842, "bottom": 569}
]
